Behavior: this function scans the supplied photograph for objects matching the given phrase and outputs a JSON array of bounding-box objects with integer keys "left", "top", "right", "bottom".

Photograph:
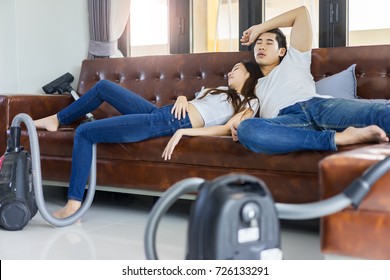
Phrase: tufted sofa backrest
[
  {"left": 77, "top": 45, "right": 390, "bottom": 118},
  {"left": 77, "top": 51, "right": 254, "bottom": 119},
  {"left": 311, "top": 44, "right": 390, "bottom": 100}
]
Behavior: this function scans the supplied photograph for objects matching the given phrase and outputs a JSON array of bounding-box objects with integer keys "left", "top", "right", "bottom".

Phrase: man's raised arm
[{"left": 240, "top": 6, "right": 312, "bottom": 52}]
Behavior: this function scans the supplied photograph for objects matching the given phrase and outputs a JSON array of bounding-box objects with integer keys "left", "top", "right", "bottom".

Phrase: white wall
[
  {"left": 0, "top": 0, "right": 18, "bottom": 93},
  {"left": 0, "top": 0, "right": 89, "bottom": 94}
]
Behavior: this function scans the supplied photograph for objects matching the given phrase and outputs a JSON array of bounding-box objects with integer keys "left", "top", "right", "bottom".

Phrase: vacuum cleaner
[
  {"left": 0, "top": 126, "right": 38, "bottom": 230},
  {"left": 144, "top": 157, "right": 390, "bottom": 260},
  {"left": 0, "top": 73, "right": 97, "bottom": 230}
]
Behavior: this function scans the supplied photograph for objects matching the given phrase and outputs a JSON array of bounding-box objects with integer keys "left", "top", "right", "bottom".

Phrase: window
[
  {"left": 192, "top": 0, "right": 239, "bottom": 53},
  {"left": 264, "top": 0, "right": 319, "bottom": 48},
  {"left": 348, "top": 0, "right": 390, "bottom": 46},
  {"left": 129, "top": 0, "right": 247, "bottom": 55},
  {"left": 128, "top": 0, "right": 390, "bottom": 56},
  {"left": 130, "top": 0, "right": 169, "bottom": 56}
]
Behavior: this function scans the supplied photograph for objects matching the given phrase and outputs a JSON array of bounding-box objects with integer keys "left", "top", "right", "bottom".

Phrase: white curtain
[
  {"left": 109, "top": 0, "right": 130, "bottom": 57},
  {"left": 302, "top": 0, "right": 319, "bottom": 48},
  {"left": 88, "top": 0, "right": 130, "bottom": 58}
]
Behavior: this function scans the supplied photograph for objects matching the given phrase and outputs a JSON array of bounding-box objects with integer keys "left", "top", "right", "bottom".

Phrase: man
[{"left": 231, "top": 6, "right": 389, "bottom": 154}]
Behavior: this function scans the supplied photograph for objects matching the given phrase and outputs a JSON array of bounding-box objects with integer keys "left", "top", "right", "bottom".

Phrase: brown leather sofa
[
  {"left": 1, "top": 45, "right": 390, "bottom": 258},
  {"left": 320, "top": 143, "right": 390, "bottom": 259}
]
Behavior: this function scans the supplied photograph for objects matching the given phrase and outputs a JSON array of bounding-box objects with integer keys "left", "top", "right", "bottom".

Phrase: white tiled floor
[{"left": 0, "top": 186, "right": 324, "bottom": 260}]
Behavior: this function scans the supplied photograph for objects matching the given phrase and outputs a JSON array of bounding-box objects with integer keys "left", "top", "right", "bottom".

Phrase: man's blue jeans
[
  {"left": 57, "top": 80, "right": 192, "bottom": 201},
  {"left": 237, "top": 97, "right": 390, "bottom": 155}
]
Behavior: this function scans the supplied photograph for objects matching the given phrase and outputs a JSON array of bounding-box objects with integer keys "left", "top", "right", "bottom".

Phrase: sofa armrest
[{"left": 0, "top": 94, "right": 73, "bottom": 152}]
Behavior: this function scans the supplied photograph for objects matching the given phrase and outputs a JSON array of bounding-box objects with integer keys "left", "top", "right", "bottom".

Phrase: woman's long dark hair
[{"left": 198, "top": 60, "right": 263, "bottom": 115}]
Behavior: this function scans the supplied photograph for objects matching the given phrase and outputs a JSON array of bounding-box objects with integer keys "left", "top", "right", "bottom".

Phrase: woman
[{"left": 34, "top": 60, "right": 262, "bottom": 220}]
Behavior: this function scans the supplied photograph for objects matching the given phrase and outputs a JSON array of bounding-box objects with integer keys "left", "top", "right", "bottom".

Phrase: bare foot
[
  {"left": 52, "top": 200, "right": 82, "bottom": 219},
  {"left": 335, "top": 125, "right": 389, "bottom": 146},
  {"left": 33, "top": 114, "right": 59, "bottom": 131}
]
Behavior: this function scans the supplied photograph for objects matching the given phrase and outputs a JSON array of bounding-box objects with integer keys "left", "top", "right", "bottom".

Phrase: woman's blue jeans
[
  {"left": 57, "top": 80, "right": 192, "bottom": 201},
  {"left": 237, "top": 97, "right": 390, "bottom": 155}
]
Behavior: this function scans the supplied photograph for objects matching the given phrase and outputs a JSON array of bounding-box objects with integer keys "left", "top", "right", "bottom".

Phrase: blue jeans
[
  {"left": 58, "top": 80, "right": 192, "bottom": 201},
  {"left": 237, "top": 97, "right": 390, "bottom": 155}
]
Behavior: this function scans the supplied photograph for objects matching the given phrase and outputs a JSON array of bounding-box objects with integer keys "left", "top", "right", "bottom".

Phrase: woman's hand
[
  {"left": 229, "top": 109, "right": 254, "bottom": 142},
  {"left": 162, "top": 130, "right": 184, "bottom": 160},
  {"left": 171, "top": 96, "right": 188, "bottom": 120},
  {"left": 231, "top": 121, "right": 240, "bottom": 142}
]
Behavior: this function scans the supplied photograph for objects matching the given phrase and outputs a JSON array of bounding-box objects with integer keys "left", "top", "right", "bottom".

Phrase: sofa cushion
[
  {"left": 315, "top": 63, "right": 390, "bottom": 106},
  {"left": 315, "top": 64, "right": 357, "bottom": 99}
]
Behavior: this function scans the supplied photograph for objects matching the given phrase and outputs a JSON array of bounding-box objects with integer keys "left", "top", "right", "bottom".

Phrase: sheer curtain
[
  {"left": 303, "top": 0, "right": 319, "bottom": 48},
  {"left": 88, "top": 0, "right": 130, "bottom": 58}
]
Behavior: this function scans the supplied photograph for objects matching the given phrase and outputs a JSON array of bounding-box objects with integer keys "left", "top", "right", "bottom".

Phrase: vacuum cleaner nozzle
[{"left": 42, "top": 72, "right": 74, "bottom": 94}]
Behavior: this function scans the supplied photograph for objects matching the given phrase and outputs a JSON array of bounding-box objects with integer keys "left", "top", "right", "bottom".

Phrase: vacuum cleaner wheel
[{"left": 0, "top": 201, "right": 31, "bottom": 231}]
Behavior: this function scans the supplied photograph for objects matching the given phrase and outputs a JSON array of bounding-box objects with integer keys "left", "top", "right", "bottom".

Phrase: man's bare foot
[
  {"left": 53, "top": 200, "right": 82, "bottom": 219},
  {"left": 33, "top": 114, "right": 59, "bottom": 132},
  {"left": 335, "top": 125, "right": 389, "bottom": 146}
]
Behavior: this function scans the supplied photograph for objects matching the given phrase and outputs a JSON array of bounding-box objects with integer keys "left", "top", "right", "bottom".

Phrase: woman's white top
[{"left": 190, "top": 87, "right": 259, "bottom": 127}]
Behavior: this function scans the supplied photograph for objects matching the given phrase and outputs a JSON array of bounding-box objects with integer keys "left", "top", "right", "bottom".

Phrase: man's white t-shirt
[{"left": 256, "top": 46, "right": 332, "bottom": 118}]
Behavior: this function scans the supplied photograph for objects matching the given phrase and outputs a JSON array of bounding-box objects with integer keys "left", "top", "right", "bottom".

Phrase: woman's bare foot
[
  {"left": 335, "top": 125, "right": 389, "bottom": 146},
  {"left": 33, "top": 114, "right": 59, "bottom": 131},
  {"left": 53, "top": 200, "right": 82, "bottom": 219}
]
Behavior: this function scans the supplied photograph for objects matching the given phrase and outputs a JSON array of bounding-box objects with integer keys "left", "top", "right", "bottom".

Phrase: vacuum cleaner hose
[
  {"left": 144, "top": 177, "right": 205, "bottom": 260},
  {"left": 11, "top": 113, "right": 97, "bottom": 227},
  {"left": 275, "top": 193, "right": 351, "bottom": 220},
  {"left": 276, "top": 155, "right": 390, "bottom": 220}
]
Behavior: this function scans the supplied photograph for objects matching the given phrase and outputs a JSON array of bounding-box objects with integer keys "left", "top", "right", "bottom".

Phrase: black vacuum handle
[{"left": 7, "top": 126, "right": 22, "bottom": 153}]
